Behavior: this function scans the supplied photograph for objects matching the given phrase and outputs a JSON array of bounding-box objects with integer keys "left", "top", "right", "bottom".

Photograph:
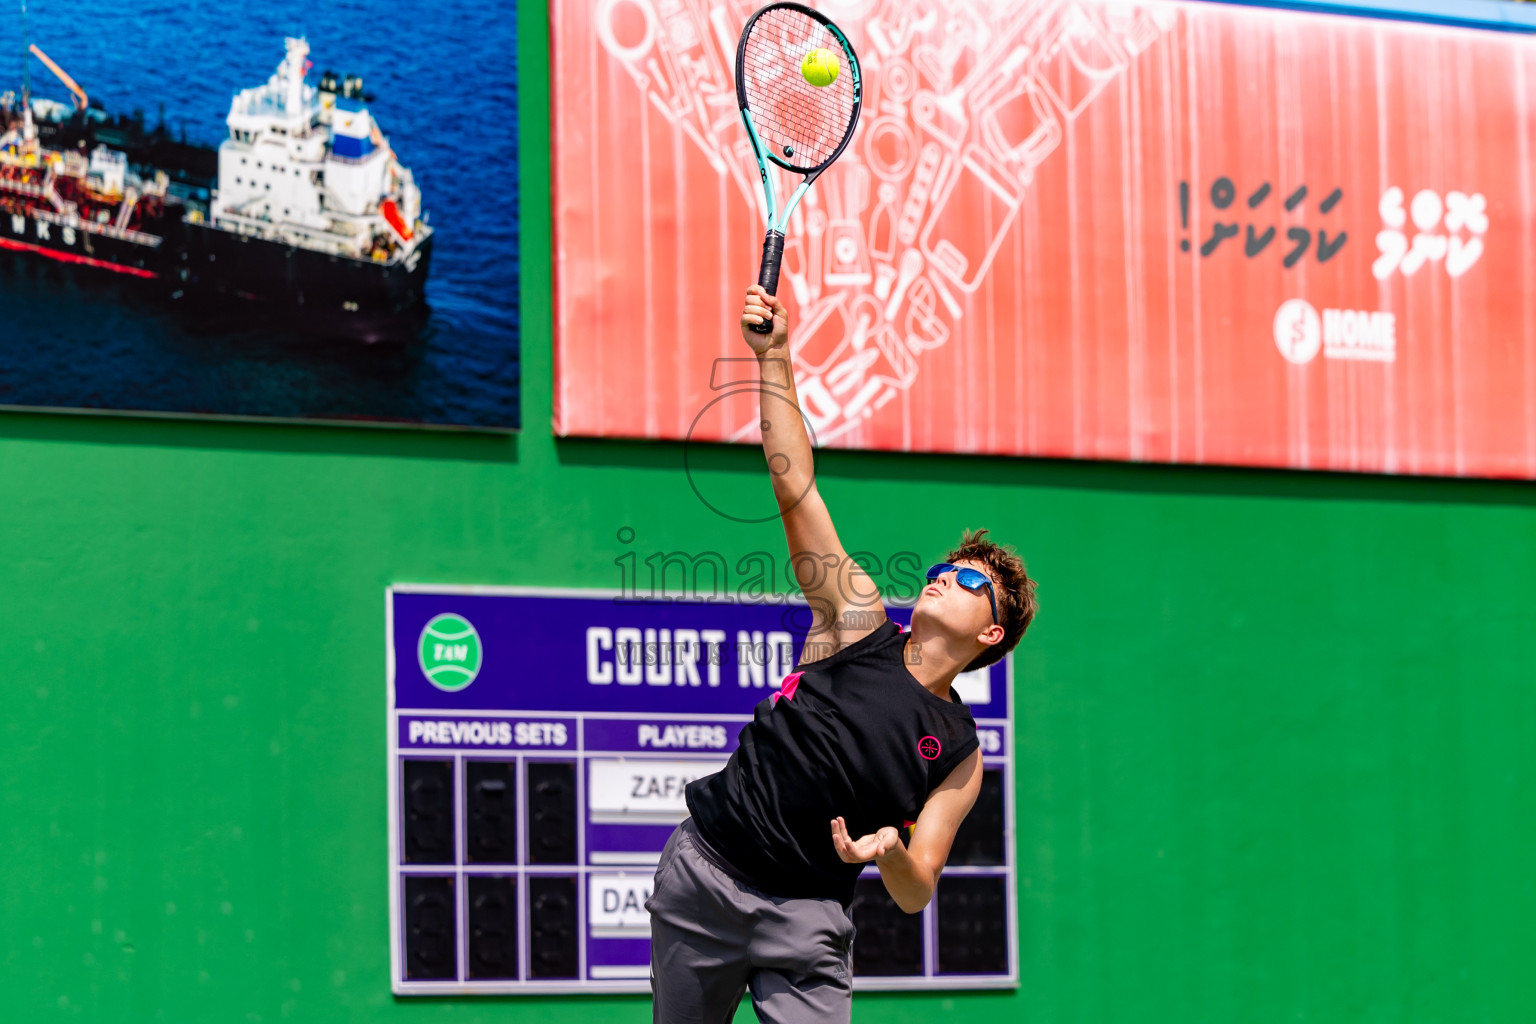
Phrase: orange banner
[{"left": 553, "top": 0, "right": 1536, "bottom": 478}]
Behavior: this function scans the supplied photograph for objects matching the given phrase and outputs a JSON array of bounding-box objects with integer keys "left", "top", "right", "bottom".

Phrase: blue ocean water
[{"left": 0, "top": 0, "right": 518, "bottom": 428}]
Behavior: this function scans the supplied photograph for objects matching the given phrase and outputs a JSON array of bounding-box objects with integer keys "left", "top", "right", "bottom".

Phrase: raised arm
[{"left": 740, "top": 286, "right": 884, "bottom": 664}]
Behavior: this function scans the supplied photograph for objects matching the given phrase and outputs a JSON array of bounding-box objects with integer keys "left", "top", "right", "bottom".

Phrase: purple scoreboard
[{"left": 388, "top": 585, "right": 1019, "bottom": 994}]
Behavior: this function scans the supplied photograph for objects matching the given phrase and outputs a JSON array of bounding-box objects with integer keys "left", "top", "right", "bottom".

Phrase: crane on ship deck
[{"left": 27, "top": 43, "right": 87, "bottom": 112}]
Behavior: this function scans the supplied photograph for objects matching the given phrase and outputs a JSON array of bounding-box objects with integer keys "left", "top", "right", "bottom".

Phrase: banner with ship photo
[
  {"left": 552, "top": 0, "right": 1536, "bottom": 479},
  {"left": 0, "top": 0, "right": 517, "bottom": 428}
]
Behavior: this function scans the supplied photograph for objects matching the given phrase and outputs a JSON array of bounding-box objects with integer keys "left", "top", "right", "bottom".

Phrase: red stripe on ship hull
[{"left": 0, "top": 236, "right": 158, "bottom": 279}]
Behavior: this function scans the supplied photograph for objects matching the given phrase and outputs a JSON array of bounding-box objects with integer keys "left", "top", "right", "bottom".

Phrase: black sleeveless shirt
[{"left": 685, "top": 619, "right": 979, "bottom": 905}]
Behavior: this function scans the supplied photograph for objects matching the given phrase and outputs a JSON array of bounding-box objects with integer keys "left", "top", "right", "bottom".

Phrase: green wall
[{"left": 3, "top": 1, "right": 1534, "bottom": 1020}]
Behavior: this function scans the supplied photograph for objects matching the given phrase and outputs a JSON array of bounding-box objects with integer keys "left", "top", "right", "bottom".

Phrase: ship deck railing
[
  {"left": 210, "top": 208, "right": 425, "bottom": 266},
  {"left": 0, "top": 199, "right": 164, "bottom": 247},
  {"left": 0, "top": 176, "right": 48, "bottom": 199}
]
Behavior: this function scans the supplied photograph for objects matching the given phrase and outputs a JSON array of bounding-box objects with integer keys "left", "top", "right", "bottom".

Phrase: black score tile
[
  {"left": 850, "top": 877, "right": 923, "bottom": 976},
  {"left": 403, "top": 875, "right": 457, "bottom": 980},
  {"left": 467, "top": 874, "right": 519, "bottom": 980},
  {"left": 402, "top": 759, "right": 455, "bottom": 865},
  {"left": 948, "top": 768, "right": 1005, "bottom": 866},
  {"left": 526, "top": 761, "right": 577, "bottom": 865},
  {"left": 528, "top": 875, "right": 579, "bottom": 978},
  {"left": 935, "top": 875, "right": 1008, "bottom": 975},
  {"left": 466, "top": 760, "right": 518, "bottom": 864}
]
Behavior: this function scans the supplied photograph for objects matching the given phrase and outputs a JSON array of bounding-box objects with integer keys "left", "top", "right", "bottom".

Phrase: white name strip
[
  {"left": 588, "top": 872, "right": 654, "bottom": 937},
  {"left": 587, "top": 758, "right": 727, "bottom": 824}
]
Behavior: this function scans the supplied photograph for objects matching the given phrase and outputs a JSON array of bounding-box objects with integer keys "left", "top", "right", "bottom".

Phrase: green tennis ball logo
[
  {"left": 801, "top": 47, "right": 839, "bottom": 88},
  {"left": 418, "top": 614, "right": 482, "bottom": 691}
]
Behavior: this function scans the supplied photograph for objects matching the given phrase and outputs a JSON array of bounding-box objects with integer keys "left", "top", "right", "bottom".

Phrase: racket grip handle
[{"left": 750, "top": 230, "right": 786, "bottom": 334}]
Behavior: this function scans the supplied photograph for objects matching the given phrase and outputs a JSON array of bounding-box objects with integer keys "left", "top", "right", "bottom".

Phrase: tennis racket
[{"left": 736, "top": 2, "right": 863, "bottom": 333}]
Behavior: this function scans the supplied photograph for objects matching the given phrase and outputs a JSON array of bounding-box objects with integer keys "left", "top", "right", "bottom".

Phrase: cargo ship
[
  {"left": 0, "top": 85, "right": 186, "bottom": 279},
  {"left": 0, "top": 36, "right": 433, "bottom": 321}
]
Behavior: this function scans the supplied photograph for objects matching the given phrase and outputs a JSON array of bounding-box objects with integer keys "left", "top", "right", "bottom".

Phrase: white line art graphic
[{"left": 594, "top": 0, "right": 1173, "bottom": 444}]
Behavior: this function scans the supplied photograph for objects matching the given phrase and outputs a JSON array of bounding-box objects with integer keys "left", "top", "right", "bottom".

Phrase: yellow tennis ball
[{"left": 801, "top": 48, "right": 840, "bottom": 88}]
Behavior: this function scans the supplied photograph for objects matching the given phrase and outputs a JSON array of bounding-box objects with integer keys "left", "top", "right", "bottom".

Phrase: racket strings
[{"left": 740, "top": 8, "right": 856, "bottom": 171}]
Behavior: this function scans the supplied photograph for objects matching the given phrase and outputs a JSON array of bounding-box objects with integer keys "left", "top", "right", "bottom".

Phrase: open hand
[
  {"left": 740, "top": 285, "right": 789, "bottom": 354},
  {"left": 830, "top": 816, "right": 902, "bottom": 864}
]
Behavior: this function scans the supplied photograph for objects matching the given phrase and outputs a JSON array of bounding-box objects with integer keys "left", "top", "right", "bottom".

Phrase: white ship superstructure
[{"left": 208, "top": 37, "right": 429, "bottom": 267}]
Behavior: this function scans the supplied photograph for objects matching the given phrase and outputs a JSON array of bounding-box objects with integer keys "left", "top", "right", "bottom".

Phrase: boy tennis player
[{"left": 646, "top": 286, "right": 1038, "bottom": 1022}]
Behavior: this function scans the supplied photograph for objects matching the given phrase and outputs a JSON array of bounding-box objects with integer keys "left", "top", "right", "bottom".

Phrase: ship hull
[
  {"left": 0, "top": 206, "right": 168, "bottom": 278},
  {"left": 179, "top": 223, "right": 433, "bottom": 318},
  {"left": 0, "top": 207, "right": 435, "bottom": 341}
]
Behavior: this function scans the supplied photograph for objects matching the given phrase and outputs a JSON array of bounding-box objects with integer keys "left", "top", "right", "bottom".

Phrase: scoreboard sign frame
[{"left": 387, "top": 584, "right": 1019, "bottom": 995}]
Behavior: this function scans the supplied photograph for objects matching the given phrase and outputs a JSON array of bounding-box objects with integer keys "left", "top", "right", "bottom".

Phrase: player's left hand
[{"left": 831, "top": 816, "right": 902, "bottom": 863}]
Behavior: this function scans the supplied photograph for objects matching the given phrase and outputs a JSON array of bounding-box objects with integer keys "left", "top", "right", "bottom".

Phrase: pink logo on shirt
[
  {"left": 771, "top": 671, "right": 803, "bottom": 706},
  {"left": 917, "top": 735, "right": 942, "bottom": 760}
]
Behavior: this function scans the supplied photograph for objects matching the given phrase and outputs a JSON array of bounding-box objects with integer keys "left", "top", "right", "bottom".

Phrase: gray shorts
[{"left": 647, "top": 818, "right": 855, "bottom": 1024}]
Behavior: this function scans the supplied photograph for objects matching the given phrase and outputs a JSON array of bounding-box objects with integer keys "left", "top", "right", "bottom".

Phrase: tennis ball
[{"left": 801, "top": 48, "right": 840, "bottom": 88}]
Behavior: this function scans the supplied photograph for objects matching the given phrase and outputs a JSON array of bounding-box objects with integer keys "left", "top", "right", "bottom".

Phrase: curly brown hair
[{"left": 946, "top": 528, "right": 1037, "bottom": 672}]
